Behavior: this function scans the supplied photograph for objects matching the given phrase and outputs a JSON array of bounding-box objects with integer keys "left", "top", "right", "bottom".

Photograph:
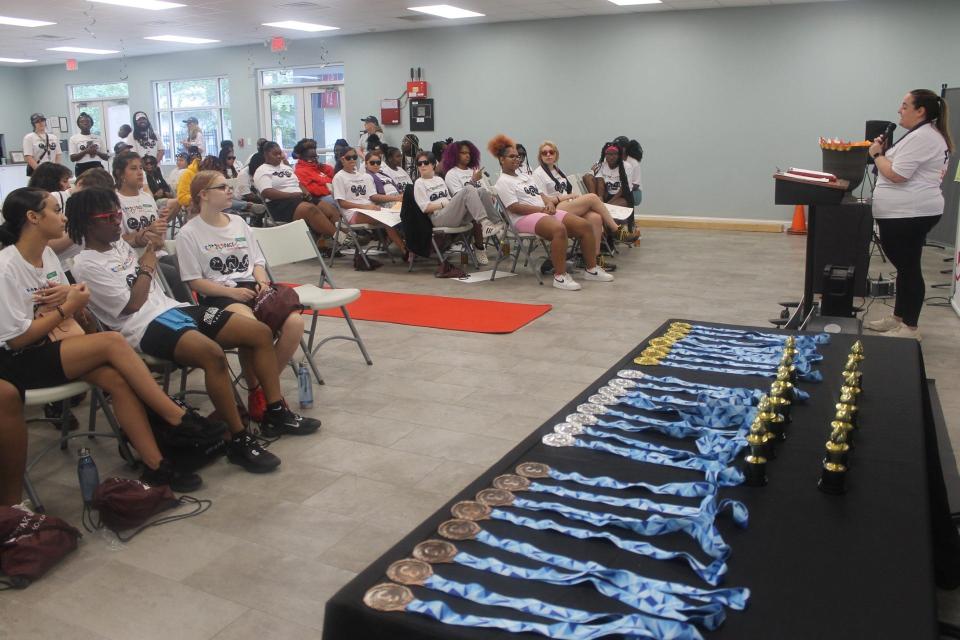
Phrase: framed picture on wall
[{"left": 10, "top": 151, "right": 24, "bottom": 163}]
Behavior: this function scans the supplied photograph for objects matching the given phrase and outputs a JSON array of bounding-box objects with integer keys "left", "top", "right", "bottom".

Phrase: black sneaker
[
  {"left": 260, "top": 407, "right": 321, "bottom": 437},
  {"left": 140, "top": 459, "right": 203, "bottom": 492},
  {"left": 227, "top": 432, "right": 281, "bottom": 473},
  {"left": 179, "top": 410, "right": 228, "bottom": 440}
]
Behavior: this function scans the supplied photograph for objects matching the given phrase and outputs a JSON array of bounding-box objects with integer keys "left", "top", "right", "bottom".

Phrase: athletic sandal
[
  {"left": 553, "top": 273, "right": 582, "bottom": 291},
  {"left": 227, "top": 431, "right": 281, "bottom": 473}
]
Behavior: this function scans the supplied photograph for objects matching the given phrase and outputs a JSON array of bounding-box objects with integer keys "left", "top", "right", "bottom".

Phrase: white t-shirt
[
  {"left": 125, "top": 134, "right": 164, "bottom": 159},
  {"left": 176, "top": 214, "right": 264, "bottom": 287},
  {"left": 48, "top": 190, "right": 83, "bottom": 269},
  {"left": 71, "top": 241, "right": 184, "bottom": 348},
  {"left": 358, "top": 131, "right": 386, "bottom": 152},
  {"left": 118, "top": 191, "right": 167, "bottom": 257},
  {"left": 185, "top": 131, "right": 205, "bottom": 156},
  {"left": 371, "top": 171, "right": 400, "bottom": 196},
  {"left": 253, "top": 163, "right": 300, "bottom": 202},
  {"left": 333, "top": 169, "right": 376, "bottom": 206},
  {"left": 0, "top": 245, "right": 68, "bottom": 349},
  {"left": 22, "top": 132, "right": 61, "bottom": 165},
  {"left": 516, "top": 164, "right": 532, "bottom": 177},
  {"left": 532, "top": 165, "right": 571, "bottom": 197},
  {"left": 872, "top": 123, "right": 949, "bottom": 219},
  {"left": 166, "top": 167, "right": 185, "bottom": 190},
  {"left": 68, "top": 133, "right": 107, "bottom": 168},
  {"left": 495, "top": 172, "right": 545, "bottom": 226},
  {"left": 593, "top": 162, "right": 626, "bottom": 197},
  {"left": 380, "top": 164, "right": 412, "bottom": 190},
  {"left": 625, "top": 158, "right": 642, "bottom": 191},
  {"left": 444, "top": 167, "right": 480, "bottom": 195},
  {"left": 414, "top": 176, "right": 450, "bottom": 212}
]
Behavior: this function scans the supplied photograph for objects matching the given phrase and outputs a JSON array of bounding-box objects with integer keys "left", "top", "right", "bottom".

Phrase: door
[
  {"left": 69, "top": 99, "right": 130, "bottom": 151},
  {"left": 262, "top": 87, "right": 344, "bottom": 161}
]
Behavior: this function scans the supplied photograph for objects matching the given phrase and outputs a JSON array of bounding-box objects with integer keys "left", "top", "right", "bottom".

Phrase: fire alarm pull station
[
  {"left": 409, "top": 98, "right": 434, "bottom": 132},
  {"left": 407, "top": 66, "right": 428, "bottom": 98},
  {"left": 381, "top": 99, "right": 400, "bottom": 126}
]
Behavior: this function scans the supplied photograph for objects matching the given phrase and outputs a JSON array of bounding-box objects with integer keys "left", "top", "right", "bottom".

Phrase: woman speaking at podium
[{"left": 866, "top": 89, "right": 953, "bottom": 340}]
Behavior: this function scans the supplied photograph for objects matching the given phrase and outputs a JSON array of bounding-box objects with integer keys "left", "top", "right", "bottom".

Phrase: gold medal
[
  {"left": 476, "top": 488, "right": 515, "bottom": 507},
  {"left": 363, "top": 583, "right": 414, "bottom": 611},
  {"left": 386, "top": 558, "right": 433, "bottom": 585},
  {"left": 451, "top": 500, "right": 492, "bottom": 521},
  {"left": 515, "top": 462, "right": 550, "bottom": 478},
  {"left": 412, "top": 539, "right": 458, "bottom": 563},
  {"left": 437, "top": 519, "right": 481, "bottom": 541},
  {"left": 493, "top": 474, "right": 531, "bottom": 492},
  {"left": 634, "top": 356, "right": 661, "bottom": 366}
]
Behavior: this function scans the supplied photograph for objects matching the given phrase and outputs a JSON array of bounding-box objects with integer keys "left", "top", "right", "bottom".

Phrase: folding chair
[
  {"left": 23, "top": 381, "right": 137, "bottom": 512},
  {"left": 253, "top": 220, "right": 371, "bottom": 385},
  {"left": 485, "top": 189, "right": 549, "bottom": 285},
  {"left": 401, "top": 190, "right": 478, "bottom": 273},
  {"left": 329, "top": 212, "right": 392, "bottom": 269}
]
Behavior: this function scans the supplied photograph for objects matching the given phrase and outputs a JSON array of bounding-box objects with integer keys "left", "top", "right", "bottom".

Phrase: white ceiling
[{"left": 0, "top": 0, "right": 845, "bottom": 67}]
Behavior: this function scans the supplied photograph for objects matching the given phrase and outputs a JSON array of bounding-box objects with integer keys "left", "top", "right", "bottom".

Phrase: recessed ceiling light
[
  {"left": 608, "top": 0, "right": 662, "bottom": 5},
  {"left": 47, "top": 46, "right": 119, "bottom": 54},
  {"left": 145, "top": 35, "right": 220, "bottom": 44},
  {"left": 87, "top": 0, "right": 184, "bottom": 10},
  {"left": 0, "top": 15, "right": 56, "bottom": 27},
  {"left": 0, "top": 57, "right": 37, "bottom": 63},
  {"left": 262, "top": 20, "right": 338, "bottom": 32},
  {"left": 408, "top": 5, "right": 484, "bottom": 19}
]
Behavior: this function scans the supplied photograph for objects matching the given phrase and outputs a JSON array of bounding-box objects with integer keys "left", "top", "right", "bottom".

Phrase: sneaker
[
  {"left": 865, "top": 315, "right": 901, "bottom": 332},
  {"left": 583, "top": 266, "right": 615, "bottom": 282},
  {"left": 474, "top": 249, "right": 489, "bottom": 266},
  {"left": 540, "top": 258, "right": 555, "bottom": 275},
  {"left": 140, "top": 459, "right": 203, "bottom": 492},
  {"left": 884, "top": 324, "right": 921, "bottom": 341},
  {"left": 260, "top": 406, "right": 322, "bottom": 437},
  {"left": 597, "top": 255, "right": 617, "bottom": 272},
  {"left": 248, "top": 387, "right": 267, "bottom": 422},
  {"left": 480, "top": 218, "right": 504, "bottom": 238},
  {"left": 227, "top": 431, "right": 281, "bottom": 473},
  {"left": 179, "top": 409, "right": 228, "bottom": 440},
  {"left": 553, "top": 273, "right": 582, "bottom": 291},
  {"left": 44, "top": 402, "right": 79, "bottom": 431}
]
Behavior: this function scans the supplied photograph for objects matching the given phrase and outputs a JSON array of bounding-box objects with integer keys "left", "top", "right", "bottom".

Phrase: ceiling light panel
[
  {"left": 87, "top": 0, "right": 185, "bottom": 10},
  {"left": 145, "top": 35, "right": 220, "bottom": 43},
  {"left": 262, "top": 20, "right": 339, "bottom": 32},
  {"left": 407, "top": 5, "right": 485, "bottom": 19},
  {"left": 0, "top": 57, "right": 37, "bottom": 63},
  {"left": 0, "top": 15, "right": 56, "bottom": 27},
  {"left": 608, "top": 0, "right": 663, "bottom": 5},
  {"left": 47, "top": 46, "right": 120, "bottom": 54}
]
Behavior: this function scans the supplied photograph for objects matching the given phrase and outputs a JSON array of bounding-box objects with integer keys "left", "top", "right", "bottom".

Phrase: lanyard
[
  {"left": 614, "top": 371, "right": 810, "bottom": 403},
  {"left": 517, "top": 461, "right": 718, "bottom": 498}
]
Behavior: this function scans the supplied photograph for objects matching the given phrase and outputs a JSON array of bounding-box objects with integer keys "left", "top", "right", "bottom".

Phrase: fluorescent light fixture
[
  {"left": 408, "top": 5, "right": 485, "bottom": 19},
  {"left": 608, "top": 0, "right": 662, "bottom": 5},
  {"left": 87, "top": 0, "right": 184, "bottom": 10},
  {"left": 47, "top": 46, "right": 119, "bottom": 54},
  {"left": 0, "top": 15, "right": 56, "bottom": 27},
  {"left": 262, "top": 20, "right": 338, "bottom": 32},
  {"left": 145, "top": 35, "right": 220, "bottom": 44},
  {"left": 0, "top": 57, "right": 37, "bottom": 63}
]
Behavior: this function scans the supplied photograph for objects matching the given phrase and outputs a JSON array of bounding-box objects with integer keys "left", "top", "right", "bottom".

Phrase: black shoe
[
  {"left": 260, "top": 406, "right": 321, "bottom": 437},
  {"left": 540, "top": 258, "right": 554, "bottom": 275},
  {"left": 179, "top": 410, "right": 228, "bottom": 440},
  {"left": 227, "top": 432, "right": 281, "bottom": 473},
  {"left": 44, "top": 402, "right": 79, "bottom": 431},
  {"left": 140, "top": 459, "right": 203, "bottom": 492}
]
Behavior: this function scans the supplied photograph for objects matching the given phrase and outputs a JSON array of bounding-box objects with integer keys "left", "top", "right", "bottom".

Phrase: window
[
  {"left": 70, "top": 82, "right": 129, "bottom": 101},
  {"left": 260, "top": 64, "right": 344, "bottom": 88},
  {"left": 153, "top": 77, "right": 232, "bottom": 163}
]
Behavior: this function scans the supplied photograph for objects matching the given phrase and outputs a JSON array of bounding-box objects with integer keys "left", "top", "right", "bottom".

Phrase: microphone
[{"left": 882, "top": 122, "right": 896, "bottom": 148}]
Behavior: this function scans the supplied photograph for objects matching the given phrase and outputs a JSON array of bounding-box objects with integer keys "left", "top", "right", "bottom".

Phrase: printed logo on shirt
[
  {"left": 126, "top": 214, "right": 156, "bottom": 231},
  {"left": 110, "top": 251, "right": 137, "bottom": 273},
  {"left": 522, "top": 185, "right": 540, "bottom": 197},
  {"left": 350, "top": 183, "right": 368, "bottom": 197},
  {"left": 125, "top": 273, "right": 137, "bottom": 288},
  {"left": 272, "top": 170, "right": 293, "bottom": 179},
  {"left": 605, "top": 181, "right": 621, "bottom": 194},
  {"left": 208, "top": 254, "right": 250, "bottom": 276},
  {"left": 428, "top": 190, "right": 449, "bottom": 202},
  {"left": 201, "top": 240, "right": 246, "bottom": 252}
]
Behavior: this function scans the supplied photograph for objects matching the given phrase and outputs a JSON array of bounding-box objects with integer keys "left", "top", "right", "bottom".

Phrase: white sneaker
[
  {"left": 884, "top": 324, "right": 921, "bottom": 341},
  {"left": 864, "top": 315, "right": 901, "bottom": 332},
  {"left": 480, "top": 219, "right": 505, "bottom": 238},
  {"left": 553, "top": 273, "right": 582, "bottom": 291},
  {"left": 474, "top": 249, "right": 489, "bottom": 266},
  {"left": 583, "top": 266, "right": 615, "bottom": 282}
]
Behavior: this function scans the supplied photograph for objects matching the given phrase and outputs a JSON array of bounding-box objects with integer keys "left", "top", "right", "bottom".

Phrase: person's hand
[
  {"left": 591, "top": 162, "right": 600, "bottom": 173},
  {"left": 472, "top": 167, "right": 484, "bottom": 182},
  {"left": 255, "top": 280, "right": 271, "bottom": 295},
  {"left": 228, "top": 287, "right": 257, "bottom": 302},
  {"left": 542, "top": 201, "right": 557, "bottom": 214},
  {"left": 87, "top": 144, "right": 99, "bottom": 157},
  {"left": 138, "top": 248, "right": 158, "bottom": 270},
  {"left": 33, "top": 284, "right": 71, "bottom": 308},
  {"left": 148, "top": 217, "right": 168, "bottom": 236},
  {"left": 64, "top": 283, "right": 91, "bottom": 313},
  {"left": 869, "top": 137, "right": 884, "bottom": 159}
]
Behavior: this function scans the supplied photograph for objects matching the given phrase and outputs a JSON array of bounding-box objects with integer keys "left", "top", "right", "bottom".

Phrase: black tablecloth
[{"left": 323, "top": 319, "right": 937, "bottom": 639}]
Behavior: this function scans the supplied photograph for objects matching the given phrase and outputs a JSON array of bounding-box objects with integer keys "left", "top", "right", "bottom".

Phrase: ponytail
[
  {"left": 910, "top": 89, "right": 954, "bottom": 152},
  {"left": 0, "top": 187, "right": 49, "bottom": 246}
]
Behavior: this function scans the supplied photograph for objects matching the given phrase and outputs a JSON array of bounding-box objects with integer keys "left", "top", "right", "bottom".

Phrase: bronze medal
[
  {"left": 492, "top": 474, "right": 531, "bottom": 492},
  {"left": 438, "top": 519, "right": 481, "bottom": 540},
  {"left": 476, "top": 488, "right": 515, "bottom": 506},
  {"left": 413, "top": 539, "right": 458, "bottom": 563},
  {"left": 386, "top": 558, "right": 433, "bottom": 585},
  {"left": 451, "top": 500, "right": 492, "bottom": 520},
  {"left": 515, "top": 462, "right": 551, "bottom": 478},
  {"left": 363, "top": 583, "right": 415, "bottom": 611}
]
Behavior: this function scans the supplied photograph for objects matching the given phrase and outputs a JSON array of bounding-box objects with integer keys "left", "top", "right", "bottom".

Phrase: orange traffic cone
[{"left": 787, "top": 204, "right": 807, "bottom": 235}]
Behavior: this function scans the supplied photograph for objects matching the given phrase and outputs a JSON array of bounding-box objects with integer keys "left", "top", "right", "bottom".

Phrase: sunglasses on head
[
  {"left": 343, "top": 154, "right": 358, "bottom": 161},
  {"left": 91, "top": 211, "right": 122, "bottom": 223},
  {"left": 417, "top": 160, "right": 432, "bottom": 166}
]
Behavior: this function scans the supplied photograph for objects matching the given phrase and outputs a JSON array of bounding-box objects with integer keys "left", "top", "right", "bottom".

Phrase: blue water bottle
[
  {"left": 77, "top": 448, "right": 100, "bottom": 505},
  {"left": 298, "top": 362, "right": 313, "bottom": 410}
]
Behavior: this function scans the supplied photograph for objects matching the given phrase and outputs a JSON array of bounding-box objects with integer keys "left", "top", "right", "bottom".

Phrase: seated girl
[
  {"left": 0, "top": 187, "right": 218, "bottom": 491},
  {"left": 176, "top": 171, "right": 319, "bottom": 429},
  {"left": 292, "top": 138, "right": 336, "bottom": 207},
  {"left": 378, "top": 147, "right": 413, "bottom": 193},
  {"left": 0, "top": 379, "right": 28, "bottom": 506},
  {"left": 252, "top": 141, "right": 338, "bottom": 239},
  {"left": 332, "top": 149, "right": 407, "bottom": 259},
  {"left": 582, "top": 141, "right": 636, "bottom": 209},
  {"left": 488, "top": 134, "right": 613, "bottom": 291}
]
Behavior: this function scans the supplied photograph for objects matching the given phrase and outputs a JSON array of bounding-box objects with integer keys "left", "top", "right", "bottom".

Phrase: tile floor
[{"left": 3, "top": 227, "right": 960, "bottom": 638}]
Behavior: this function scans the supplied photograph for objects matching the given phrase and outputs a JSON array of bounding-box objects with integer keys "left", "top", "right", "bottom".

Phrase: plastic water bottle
[
  {"left": 77, "top": 448, "right": 99, "bottom": 505},
  {"left": 298, "top": 362, "right": 313, "bottom": 410}
]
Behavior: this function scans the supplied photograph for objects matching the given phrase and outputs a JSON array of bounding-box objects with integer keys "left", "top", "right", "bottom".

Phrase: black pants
[{"left": 875, "top": 215, "right": 941, "bottom": 327}]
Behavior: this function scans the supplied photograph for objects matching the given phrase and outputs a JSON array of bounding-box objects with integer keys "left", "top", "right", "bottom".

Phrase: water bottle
[
  {"left": 298, "top": 362, "right": 313, "bottom": 410},
  {"left": 77, "top": 448, "right": 99, "bottom": 505}
]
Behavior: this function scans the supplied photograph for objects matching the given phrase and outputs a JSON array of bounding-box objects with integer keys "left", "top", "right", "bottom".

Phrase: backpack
[
  {"left": 86, "top": 478, "right": 210, "bottom": 543},
  {"left": 400, "top": 184, "right": 434, "bottom": 259},
  {"left": 0, "top": 505, "right": 80, "bottom": 589}
]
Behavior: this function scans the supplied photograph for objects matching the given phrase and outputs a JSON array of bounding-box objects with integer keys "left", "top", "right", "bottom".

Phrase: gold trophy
[
  {"left": 818, "top": 426, "right": 849, "bottom": 495},
  {"left": 743, "top": 418, "right": 770, "bottom": 486},
  {"left": 841, "top": 370, "right": 862, "bottom": 395},
  {"left": 756, "top": 395, "right": 785, "bottom": 443},
  {"left": 774, "top": 367, "right": 797, "bottom": 401},
  {"left": 768, "top": 381, "right": 793, "bottom": 425}
]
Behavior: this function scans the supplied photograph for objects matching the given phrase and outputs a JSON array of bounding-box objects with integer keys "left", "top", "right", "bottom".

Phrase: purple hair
[{"left": 440, "top": 140, "right": 480, "bottom": 175}]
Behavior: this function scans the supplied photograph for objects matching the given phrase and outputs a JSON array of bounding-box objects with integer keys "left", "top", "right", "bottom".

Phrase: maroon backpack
[{"left": 0, "top": 505, "right": 81, "bottom": 589}]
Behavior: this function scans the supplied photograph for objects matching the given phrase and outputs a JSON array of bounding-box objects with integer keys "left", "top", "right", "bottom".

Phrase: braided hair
[
  {"left": 595, "top": 141, "right": 633, "bottom": 207},
  {"left": 537, "top": 141, "right": 570, "bottom": 194},
  {"left": 401, "top": 134, "right": 421, "bottom": 180},
  {"left": 65, "top": 188, "right": 120, "bottom": 244}
]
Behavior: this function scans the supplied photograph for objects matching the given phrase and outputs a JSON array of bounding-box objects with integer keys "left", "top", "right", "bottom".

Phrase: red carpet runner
[{"left": 303, "top": 289, "right": 551, "bottom": 334}]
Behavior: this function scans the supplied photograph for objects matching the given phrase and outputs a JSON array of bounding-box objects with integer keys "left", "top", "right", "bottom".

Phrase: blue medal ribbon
[
  {"left": 676, "top": 335, "right": 823, "bottom": 362},
  {"left": 654, "top": 352, "right": 822, "bottom": 382},
  {"left": 576, "top": 424, "right": 744, "bottom": 467},
  {"left": 616, "top": 371, "right": 809, "bottom": 403},
  {"left": 682, "top": 324, "right": 829, "bottom": 346},
  {"left": 545, "top": 467, "right": 716, "bottom": 499}
]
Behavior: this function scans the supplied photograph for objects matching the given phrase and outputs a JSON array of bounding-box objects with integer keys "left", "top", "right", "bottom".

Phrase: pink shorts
[{"left": 514, "top": 209, "right": 568, "bottom": 234}]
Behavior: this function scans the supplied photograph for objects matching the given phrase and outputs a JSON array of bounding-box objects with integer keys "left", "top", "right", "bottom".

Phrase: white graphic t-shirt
[
  {"left": 118, "top": 191, "right": 167, "bottom": 257},
  {"left": 413, "top": 176, "right": 450, "bottom": 212},
  {"left": 22, "top": 132, "right": 60, "bottom": 165},
  {"left": 532, "top": 165, "right": 571, "bottom": 197},
  {"left": 176, "top": 214, "right": 264, "bottom": 287},
  {"left": 593, "top": 162, "right": 624, "bottom": 198},
  {"left": 253, "top": 163, "right": 300, "bottom": 202},
  {"left": 333, "top": 169, "right": 376, "bottom": 206},
  {"left": 69, "top": 133, "right": 107, "bottom": 168},
  {"left": 495, "top": 172, "right": 544, "bottom": 226},
  {"left": 125, "top": 133, "right": 164, "bottom": 159},
  {"left": 0, "top": 245, "right": 68, "bottom": 349}
]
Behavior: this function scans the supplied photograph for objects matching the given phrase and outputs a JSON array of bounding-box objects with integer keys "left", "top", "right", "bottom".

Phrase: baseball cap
[
  {"left": 30, "top": 113, "right": 46, "bottom": 125},
  {"left": 114, "top": 141, "right": 133, "bottom": 154},
  {"left": 182, "top": 117, "right": 199, "bottom": 125},
  {"left": 361, "top": 115, "right": 379, "bottom": 125}
]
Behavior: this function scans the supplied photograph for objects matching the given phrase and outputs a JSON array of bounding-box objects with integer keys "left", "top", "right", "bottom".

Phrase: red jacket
[{"left": 295, "top": 160, "right": 334, "bottom": 197}]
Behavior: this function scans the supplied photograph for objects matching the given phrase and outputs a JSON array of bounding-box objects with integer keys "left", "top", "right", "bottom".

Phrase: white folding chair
[
  {"left": 24, "top": 381, "right": 136, "bottom": 512},
  {"left": 485, "top": 190, "right": 548, "bottom": 285},
  {"left": 253, "top": 220, "right": 371, "bottom": 385}
]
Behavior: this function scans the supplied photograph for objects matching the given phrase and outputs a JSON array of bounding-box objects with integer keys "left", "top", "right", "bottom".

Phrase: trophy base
[
  {"left": 818, "top": 468, "right": 847, "bottom": 495},
  {"left": 743, "top": 461, "right": 768, "bottom": 487}
]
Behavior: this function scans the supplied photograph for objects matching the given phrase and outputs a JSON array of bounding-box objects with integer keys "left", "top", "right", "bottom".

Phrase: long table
[{"left": 323, "top": 320, "right": 938, "bottom": 639}]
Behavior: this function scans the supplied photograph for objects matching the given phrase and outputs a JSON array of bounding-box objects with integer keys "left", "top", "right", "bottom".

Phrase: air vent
[
  {"left": 32, "top": 34, "right": 68, "bottom": 40},
  {"left": 395, "top": 14, "right": 434, "bottom": 21}
]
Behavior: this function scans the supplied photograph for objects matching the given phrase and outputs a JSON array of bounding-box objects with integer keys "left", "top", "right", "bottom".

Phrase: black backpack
[{"left": 400, "top": 183, "right": 434, "bottom": 259}]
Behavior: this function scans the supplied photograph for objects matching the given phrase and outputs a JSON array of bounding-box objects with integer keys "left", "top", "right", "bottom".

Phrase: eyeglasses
[
  {"left": 91, "top": 211, "right": 122, "bottom": 223},
  {"left": 226, "top": 156, "right": 236, "bottom": 160},
  {"left": 343, "top": 154, "right": 358, "bottom": 161},
  {"left": 541, "top": 149, "right": 556, "bottom": 156},
  {"left": 204, "top": 184, "right": 233, "bottom": 192},
  {"left": 416, "top": 160, "right": 432, "bottom": 166}
]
